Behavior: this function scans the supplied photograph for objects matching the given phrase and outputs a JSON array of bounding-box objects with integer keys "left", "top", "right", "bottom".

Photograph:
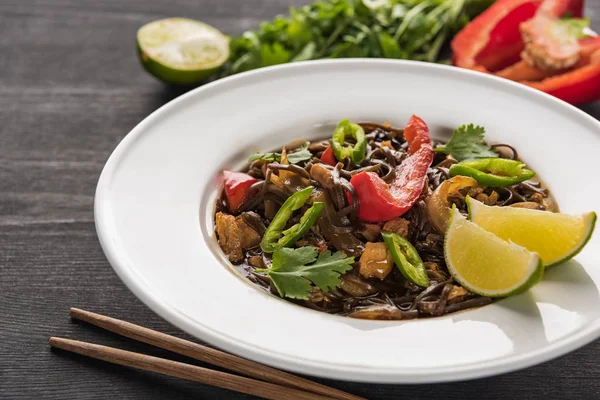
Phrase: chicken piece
[
  {"left": 340, "top": 272, "right": 378, "bottom": 297},
  {"left": 236, "top": 215, "right": 261, "bottom": 249},
  {"left": 358, "top": 242, "right": 394, "bottom": 280},
  {"left": 215, "top": 212, "right": 261, "bottom": 264},
  {"left": 447, "top": 286, "right": 472, "bottom": 305},
  {"left": 382, "top": 218, "right": 410, "bottom": 238},
  {"left": 520, "top": 14, "right": 580, "bottom": 71},
  {"left": 360, "top": 224, "right": 381, "bottom": 242},
  {"left": 348, "top": 304, "right": 404, "bottom": 320},
  {"left": 215, "top": 212, "right": 244, "bottom": 264}
]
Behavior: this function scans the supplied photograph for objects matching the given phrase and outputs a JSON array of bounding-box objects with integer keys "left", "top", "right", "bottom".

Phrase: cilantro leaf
[
  {"left": 249, "top": 152, "right": 279, "bottom": 162},
  {"left": 260, "top": 42, "right": 291, "bottom": 67},
  {"left": 249, "top": 142, "right": 312, "bottom": 164},
  {"left": 221, "top": 0, "right": 495, "bottom": 78},
  {"left": 286, "top": 142, "right": 312, "bottom": 164},
  {"left": 256, "top": 247, "right": 354, "bottom": 299},
  {"left": 435, "top": 124, "right": 498, "bottom": 161}
]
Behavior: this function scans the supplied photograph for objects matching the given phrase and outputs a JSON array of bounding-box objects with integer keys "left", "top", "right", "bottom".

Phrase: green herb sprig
[
  {"left": 256, "top": 246, "right": 354, "bottom": 299},
  {"left": 222, "top": 0, "right": 494, "bottom": 76},
  {"left": 434, "top": 124, "right": 498, "bottom": 161}
]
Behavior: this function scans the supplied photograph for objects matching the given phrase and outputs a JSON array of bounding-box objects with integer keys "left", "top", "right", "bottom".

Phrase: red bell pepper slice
[
  {"left": 350, "top": 116, "right": 434, "bottom": 223},
  {"left": 223, "top": 171, "right": 257, "bottom": 212},
  {"left": 320, "top": 145, "right": 336, "bottom": 166},
  {"left": 524, "top": 55, "right": 600, "bottom": 104},
  {"left": 496, "top": 37, "right": 600, "bottom": 82},
  {"left": 452, "top": 0, "right": 580, "bottom": 72}
]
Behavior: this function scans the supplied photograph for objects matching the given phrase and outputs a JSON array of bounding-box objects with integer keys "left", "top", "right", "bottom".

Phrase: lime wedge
[
  {"left": 445, "top": 207, "right": 543, "bottom": 297},
  {"left": 467, "top": 197, "right": 596, "bottom": 267},
  {"left": 136, "top": 18, "right": 230, "bottom": 84}
]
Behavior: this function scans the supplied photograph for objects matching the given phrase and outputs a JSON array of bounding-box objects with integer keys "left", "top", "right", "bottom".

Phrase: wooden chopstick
[
  {"left": 67, "top": 308, "right": 364, "bottom": 400},
  {"left": 49, "top": 337, "right": 330, "bottom": 400}
]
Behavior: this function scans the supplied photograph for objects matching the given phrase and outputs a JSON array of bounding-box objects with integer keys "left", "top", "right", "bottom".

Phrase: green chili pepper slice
[
  {"left": 449, "top": 158, "right": 535, "bottom": 187},
  {"left": 278, "top": 202, "right": 324, "bottom": 248},
  {"left": 331, "top": 119, "right": 367, "bottom": 163},
  {"left": 382, "top": 231, "right": 429, "bottom": 287},
  {"left": 260, "top": 186, "right": 323, "bottom": 253}
]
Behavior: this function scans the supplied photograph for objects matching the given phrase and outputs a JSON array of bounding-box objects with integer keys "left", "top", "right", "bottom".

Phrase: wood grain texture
[{"left": 1, "top": 1, "right": 599, "bottom": 399}]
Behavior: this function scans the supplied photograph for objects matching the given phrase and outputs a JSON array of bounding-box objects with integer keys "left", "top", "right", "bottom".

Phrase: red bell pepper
[
  {"left": 524, "top": 55, "right": 600, "bottom": 104},
  {"left": 497, "top": 37, "right": 600, "bottom": 82},
  {"left": 223, "top": 171, "right": 257, "bottom": 212},
  {"left": 452, "top": 0, "right": 581, "bottom": 72},
  {"left": 320, "top": 145, "right": 336, "bottom": 166},
  {"left": 350, "top": 116, "right": 434, "bottom": 223}
]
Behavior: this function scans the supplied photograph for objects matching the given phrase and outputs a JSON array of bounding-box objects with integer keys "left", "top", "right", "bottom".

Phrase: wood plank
[{"left": 1, "top": 0, "right": 600, "bottom": 399}]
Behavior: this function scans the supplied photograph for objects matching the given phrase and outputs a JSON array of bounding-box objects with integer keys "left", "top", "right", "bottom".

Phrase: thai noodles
[{"left": 214, "top": 116, "right": 558, "bottom": 320}]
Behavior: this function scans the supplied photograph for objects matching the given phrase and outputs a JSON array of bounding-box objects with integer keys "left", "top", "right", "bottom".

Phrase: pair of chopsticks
[{"left": 50, "top": 308, "right": 364, "bottom": 400}]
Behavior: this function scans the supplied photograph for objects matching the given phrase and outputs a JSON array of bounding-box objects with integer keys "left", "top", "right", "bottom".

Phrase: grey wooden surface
[{"left": 1, "top": 1, "right": 600, "bottom": 399}]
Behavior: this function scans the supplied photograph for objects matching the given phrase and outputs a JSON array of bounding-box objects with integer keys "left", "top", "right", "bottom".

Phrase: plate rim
[{"left": 95, "top": 59, "right": 600, "bottom": 383}]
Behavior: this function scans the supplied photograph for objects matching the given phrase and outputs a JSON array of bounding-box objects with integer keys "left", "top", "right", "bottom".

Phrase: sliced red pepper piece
[
  {"left": 320, "top": 145, "right": 336, "bottom": 166},
  {"left": 223, "top": 171, "right": 257, "bottom": 213},
  {"left": 452, "top": 0, "right": 577, "bottom": 72},
  {"left": 350, "top": 116, "right": 434, "bottom": 223},
  {"left": 453, "top": 0, "right": 542, "bottom": 71},
  {"left": 496, "top": 37, "right": 600, "bottom": 82},
  {"left": 523, "top": 55, "right": 600, "bottom": 104}
]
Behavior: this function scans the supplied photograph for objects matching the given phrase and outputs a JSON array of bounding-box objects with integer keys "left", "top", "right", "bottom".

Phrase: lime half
[
  {"left": 467, "top": 197, "right": 596, "bottom": 267},
  {"left": 445, "top": 207, "right": 543, "bottom": 298},
  {"left": 137, "top": 18, "right": 230, "bottom": 84}
]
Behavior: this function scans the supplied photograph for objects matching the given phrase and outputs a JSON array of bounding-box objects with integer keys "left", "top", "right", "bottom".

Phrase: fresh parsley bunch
[{"left": 221, "top": 0, "right": 495, "bottom": 76}]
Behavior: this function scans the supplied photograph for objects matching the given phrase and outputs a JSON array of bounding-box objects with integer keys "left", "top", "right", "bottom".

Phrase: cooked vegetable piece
[
  {"left": 358, "top": 242, "right": 394, "bottom": 280},
  {"left": 449, "top": 158, "right": 535, "bottom": 187},
  {"left": 382, "top": 231, "right": 429, "bottom": 287},
  {"left": 447, "top": 286, "right": 472, "bottom": 304},
  {"left": 340, "top": 272, "right": 378, "bottom": 297},
  {"left": 249, "top": 142, "right": 312, "bottom": 165},
  {"left": 255, "top": 246, "right": 354, "bottom": 300},
  {"left": 350, "top": 115, "right": 434, "bottom": 222},
  {"left": 331, "top": 120, "right": 367, "bottom": 163},
  {"left": 309, "top": 164, "right": 335, "bottom": 189},
  {"left": 434, "top": 124, "right": 497, "bottom": 161},
  {"left": 320, "top": 145, "right": 336, "bottom": 166},
  {"left": 278, "top": 202, "right": 324, "bottom": 248},
  {"left": 427, "top": 176, "right": 481, "bottom": 233},
  {"left": 260, "top": 186, "right": 320, "bottom": 253},
  {"left": 223, "top": 171, "right": 258, "bottom": 212},
  {"left": 312, "top": 188, "right": 365, "bottom": 257}
]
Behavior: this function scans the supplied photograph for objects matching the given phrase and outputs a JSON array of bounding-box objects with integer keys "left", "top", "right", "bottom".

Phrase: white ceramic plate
[{"left": 95, "top": 60, "right": 600, "bottom": 383}]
